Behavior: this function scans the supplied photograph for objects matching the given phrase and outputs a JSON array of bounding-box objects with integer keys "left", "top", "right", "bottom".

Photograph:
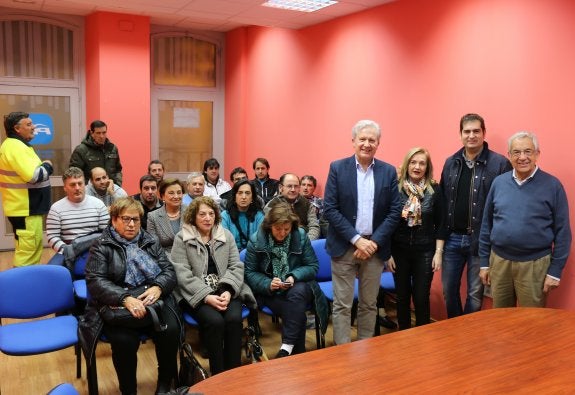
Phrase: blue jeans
[{"left": 441, "top": 233, "right": 483, "bottom": 318}]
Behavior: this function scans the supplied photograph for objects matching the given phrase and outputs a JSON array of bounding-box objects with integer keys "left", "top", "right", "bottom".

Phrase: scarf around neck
[
  {"left": 269, "top": 232, "right": 291, "bottom": 281},
  {"left": 401, "top": 179, "right": 425, "bottom": 227}
]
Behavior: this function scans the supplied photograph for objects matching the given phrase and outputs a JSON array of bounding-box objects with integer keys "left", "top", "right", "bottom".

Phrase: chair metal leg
[{"left": 75, "top": 343, "right": 82, "bottom": 378}]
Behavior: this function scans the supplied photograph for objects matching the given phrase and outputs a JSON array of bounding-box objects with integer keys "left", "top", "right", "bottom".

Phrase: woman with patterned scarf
[
  {"left": 388, "top": 148, "right": 443, "bottom": 330},
  {"left": 244, "top": 201, "right": 328, "bottom": 358},
  {"left": 81, "top": 197, "right": 181, "bottom": 395}
]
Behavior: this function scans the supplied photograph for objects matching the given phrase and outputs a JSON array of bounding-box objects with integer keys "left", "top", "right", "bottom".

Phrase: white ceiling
[{"left": 0, "top": 0, "right": 396, "bottom": 32}]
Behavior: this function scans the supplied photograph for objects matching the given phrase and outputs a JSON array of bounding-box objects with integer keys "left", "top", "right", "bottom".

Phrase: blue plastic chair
[
  {"left": 0, "top": 265, "right": 81, "bottom": 378},
  {"left": 47, "top": 383, "right": 80, "bottom": 395}
]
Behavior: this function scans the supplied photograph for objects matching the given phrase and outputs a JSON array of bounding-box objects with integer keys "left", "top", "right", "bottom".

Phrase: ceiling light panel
[{"left": 262, "top": 0, "right": 338, "bottom": 13}]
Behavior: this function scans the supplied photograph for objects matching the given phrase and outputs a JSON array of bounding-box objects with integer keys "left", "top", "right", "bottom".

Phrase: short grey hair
[
  {"left": 352, "top": 119, "right": 381, "bottom": 140},
  {"left": 187, "top": 171, "right": 204, "bottom": 184},
  {"left": 508, "top": 131, "right": 539, "bottom": 153},
  {"left": 62, "top": 167, "right": 84, "bottom": 183}
]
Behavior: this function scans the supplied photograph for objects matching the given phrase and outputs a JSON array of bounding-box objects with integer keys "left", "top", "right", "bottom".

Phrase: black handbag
[
  {"left": 178, "top": 342, "right": 208, "bottom": 386},
  {"left": 99, "top": 285, "right": 167, "bottom": 332}
]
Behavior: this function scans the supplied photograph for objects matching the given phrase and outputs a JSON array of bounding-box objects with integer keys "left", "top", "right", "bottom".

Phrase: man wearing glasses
[
  {"left": 479, "top": 132, "right": 571, "bottom": 307},
  {"left": 438, "top": 113, "right": 512, "bottom": 318},
  {"left": 265, "top": 173, "right": 320, "bottom": 241},
  {"left": 46, "top": 167, "right": 109, "bottom": 266}
]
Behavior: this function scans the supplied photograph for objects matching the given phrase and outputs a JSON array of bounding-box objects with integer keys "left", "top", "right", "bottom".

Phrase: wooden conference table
[{"left": 190, "top": 308, "right": 575, "bottom": 394}]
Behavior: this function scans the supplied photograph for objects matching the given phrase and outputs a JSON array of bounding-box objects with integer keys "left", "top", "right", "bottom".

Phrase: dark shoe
[
  {"left": 155, "top": 380, "right": 172, "bottom": 395},
  {"left": 378, "top": 315, "right": 398, "bottom": 330},
  {"left": 275, "top": 349, "right": 290, "bottom": 358}
]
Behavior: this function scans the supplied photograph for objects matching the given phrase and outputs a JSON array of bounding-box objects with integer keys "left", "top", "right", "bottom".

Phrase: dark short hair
[
  {"left": 262, "top": 201, "right": 300, "bottom": 234},
  {"left": 300, "top": 175, "right": 317, "bottom": 187},
  {"left": 230, "top": 167, "right": 248, "bottom": 181},
  {"left": 109, "top": 197, "right": 144, "bottom": 219},
  {"left": 252, "top": 158, "right": 270, "bottom": 170},
  {"left": 62, "top": 167, "right": 85, "bottom": 183},
  {"left": 183, "top": 196, "right": 221, "bottom": 227},
  {"left": 459, "top": 113, "right": 485, "bottom": 133},
  {"left": 139, "top": 174, "right": 158, "bottom": 190},
  {"left": 89, "top": 120, "right": 107, "bottom": 132},
  {"left": 279, "top": 173, "right": 299, "bottom": 186},
  {"left": 148, "top": 159, "right": 164, "bottom": 173},
  {"left": 203, "top": 158, "right": 220, "bottom": 172},
  {"left": 158, "top": 178, "right": 185, "bottom": 197},
  {"left": 4, "top": 112, "right": 29, "bottom": 136}
]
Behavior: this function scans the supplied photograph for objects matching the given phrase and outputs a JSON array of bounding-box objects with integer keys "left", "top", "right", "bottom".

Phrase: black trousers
[
  {"left": 257, "top": 281, "right": 312, "bottom": 354},
  {"left": 183, "top": 298, "right": 243, "bottom": 376},
  {"left": 391, "top": 246, "right": 434, "bottom": 330},
  {"left": 103, "top": 304, "right": 180, "bottom": 395}
]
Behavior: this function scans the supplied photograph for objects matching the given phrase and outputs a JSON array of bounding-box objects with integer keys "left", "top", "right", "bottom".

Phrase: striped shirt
[{"left": 46, "top": 195, "right": 110, "bottom": 253}]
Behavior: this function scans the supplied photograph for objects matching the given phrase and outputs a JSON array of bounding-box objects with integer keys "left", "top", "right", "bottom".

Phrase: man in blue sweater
[{"left": 479, "top": 132, "right": 572, "bottom": 307}]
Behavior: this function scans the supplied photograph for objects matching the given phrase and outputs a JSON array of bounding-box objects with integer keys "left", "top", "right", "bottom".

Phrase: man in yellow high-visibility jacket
[{"left": 0, "top": 112, "right": 53, "bottom": 266}]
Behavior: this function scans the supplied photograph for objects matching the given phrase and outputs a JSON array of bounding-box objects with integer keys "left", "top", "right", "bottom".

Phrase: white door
[{"left": 0, "top": 86, "right": 81, "bottom": 250}]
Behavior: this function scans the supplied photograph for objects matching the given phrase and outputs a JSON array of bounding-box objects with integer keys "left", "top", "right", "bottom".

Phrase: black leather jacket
[
  {"left": 438, "top": 142, "right": 512, "bottom": 255},
  {"left": 79, "top": 227, "right": 181, "bottom": 364},
  {"left": 392, "top": 183, "right": 442, "bottom": 251}
]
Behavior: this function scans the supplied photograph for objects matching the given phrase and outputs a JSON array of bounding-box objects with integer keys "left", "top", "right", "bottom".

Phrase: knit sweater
[
  {"left": 46, "top": 195, "right": 110, "bottom": 253},
  {"left": 479, "top": 169, "right": 572, "bottom": 278}
]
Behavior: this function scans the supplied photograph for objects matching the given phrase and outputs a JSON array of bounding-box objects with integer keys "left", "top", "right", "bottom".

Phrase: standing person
[
  {"left": 147, "top": 178, "right": 186, "bottom": 256},
  {"left": 438, "top": 113, "right": 512, "bottom": 318},
  {"left": 479, "top": 132, "right": 571, "bottom": 308},
  {"left": 80, "top": 197, "right": 181, "bottom": 394},
  {"left": 221, "top": 179, "right": 264, "bottom": 251},
  {"left": 148, "top": 160, "right": 165, "bottom": 183},
  {"left": 0, "top": 112, "right": 53, "bottom": 266},
  {"left": 202, "top": 158, "right": 231, "bottom": 204},
  {"left": 324, "top": 119, "right": 402, "bottom": 344},
  {"left": 70, "top": 120, "right": 123, "bottom": 186},
  {"left": 251, "top": 158, "right": 278, "bottom": 204},
  {"left": 132, "top": 175, "right": 163, "bottom": 229},
  {"left": 171, "top": 197, "right": 256, "bottom": 376},
  {"left": 388, "top": 148, "right": 443, "bottom": 330},
  {"left": 85, "top": 167, "right": 128, "bottom": 207}
]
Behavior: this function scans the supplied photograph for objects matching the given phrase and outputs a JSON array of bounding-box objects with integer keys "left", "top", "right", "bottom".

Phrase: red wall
[
  {"left": 85, "top": 12, "right": 151, "bottom": 194},
  {"left": 225, "top": 0, "right": 575, "bottom": 319}
]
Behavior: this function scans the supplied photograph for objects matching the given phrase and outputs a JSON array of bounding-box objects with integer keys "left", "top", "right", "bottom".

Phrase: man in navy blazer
[{"left": 324, "top": 119, "right": 402, "bottom": 344}]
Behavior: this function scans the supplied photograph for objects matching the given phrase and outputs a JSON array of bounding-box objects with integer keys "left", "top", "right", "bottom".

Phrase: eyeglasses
[
  {"left": 282, "top": 184, "right": 300, "bottom": 190},
  {"left": 510, "top": 149, "right": 537, "bottom": 158},
  {"left": 120, "top": 216, "right": 140, "bottom": 225}
]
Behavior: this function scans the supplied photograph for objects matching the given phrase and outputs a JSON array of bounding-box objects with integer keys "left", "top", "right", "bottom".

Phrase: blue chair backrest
[
  {"left": 73, "top": 250, "right": 90, "bottom": 278},
  {"left": 239, "top": 248, "right": 246, "bottom": 262},
  {"left": 311, "top": 239, "right": 331, "bottom": 282},
  {"left": 0, "top": 265, "right": 75, "bottom": 319}
]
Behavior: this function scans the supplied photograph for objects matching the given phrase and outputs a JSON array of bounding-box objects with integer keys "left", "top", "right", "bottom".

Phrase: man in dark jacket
[
  {"left": 251, "top": 157, "right": 278, "bottom": 204},
  {"left": 438, "top": 113, "right": 512, "bottom": 318},
  {"left": 70, "top": 120, "right": 123, "bottom": 186}
]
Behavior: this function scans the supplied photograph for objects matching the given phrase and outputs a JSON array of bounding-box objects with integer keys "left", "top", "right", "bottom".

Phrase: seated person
[
  {"left": 251, "top": 157, "right": 278, "bottom": 204},
  {"left": 202, "top": 158, "right": 231, "bottom": 204},
  {"left": 265, "top": 173, "right": 320, "bottom": 241},
  {"left": 244, "top": 202, "right": 328, "bottom": 358},
  {"left": 147, "top": 178, "right": 186, "bottom": 256},
  {"left": 131, "top": 175, "right": 163, "bottom": 229},
  {"left": 182, "top": 171, "right": 205, "bottom": 206},
  {"left": 80, "top": 197, "right": 181, "bottom": 394},
  {"left": 171, "top": 196, "right": 256, "bottom": 375},
  {"left": 220, "top": 167, "right": 264, "bottom": 211},
  {"left": 46, "top": 166, "right": 109, "bottom": 268},
  {"left": 300, "top": 175, "right": 328, "bottom": 238},
  {"left": 221, "top": 180, "right": 265, "bottom": 251},
  {"left": 86, "top": 166, "right": 128, "bottom": 207}
]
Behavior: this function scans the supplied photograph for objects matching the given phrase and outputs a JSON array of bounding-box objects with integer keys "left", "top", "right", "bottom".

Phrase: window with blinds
[
  {"left": 152, "top": 35, "right": 216, "bottom": 87},
  {"left": 0, "top": 20, "right": 74, "bottom": 80}
]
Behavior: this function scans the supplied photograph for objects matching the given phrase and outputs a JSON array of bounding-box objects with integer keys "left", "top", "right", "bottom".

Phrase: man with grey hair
[
  {"left": 479, "top": 132, "right": 571, "bottom": 307},
  {"left": 324, "top": 119, "right": 402, "bottom": 344},
  {"left": 182, "top": 171, "right": 205, "bottom": 205}
]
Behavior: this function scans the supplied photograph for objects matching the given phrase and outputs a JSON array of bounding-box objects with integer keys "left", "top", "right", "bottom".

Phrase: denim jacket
[{"left": 438, "top": 142, "right": 511, "bottom": 255}]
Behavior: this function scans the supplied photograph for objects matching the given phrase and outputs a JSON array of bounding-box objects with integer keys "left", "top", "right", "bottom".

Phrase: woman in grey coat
[{"left": 171, "top": 196, "right": 256, "bottom": 376}]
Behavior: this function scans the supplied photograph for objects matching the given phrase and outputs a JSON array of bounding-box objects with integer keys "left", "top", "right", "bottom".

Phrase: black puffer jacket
[
  {"left": 79, "top": 226, "right": 182, "bottom": 364},
  {"left": 69, "top": 133, "right": 123, "bottom": 186}
]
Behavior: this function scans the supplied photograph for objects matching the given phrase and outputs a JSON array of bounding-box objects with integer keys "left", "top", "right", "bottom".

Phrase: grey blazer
[{"left": 147, "top": 205, "right": 186, "bottom": 256}]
